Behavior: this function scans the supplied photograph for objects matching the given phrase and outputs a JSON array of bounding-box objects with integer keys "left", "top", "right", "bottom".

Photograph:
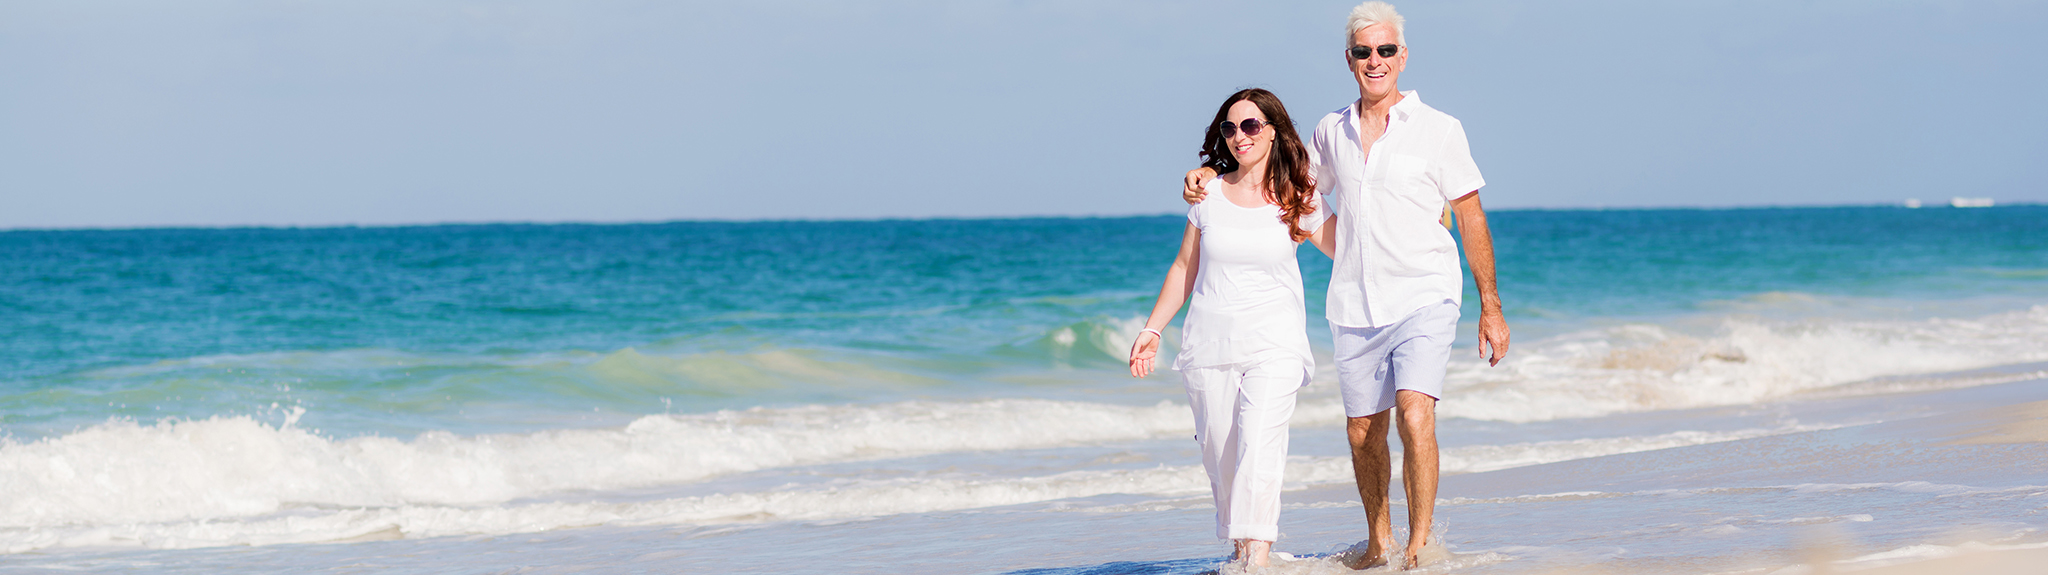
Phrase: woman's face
[{"left": 1224, "top": 100, "right": 1275, "bottom": 167}]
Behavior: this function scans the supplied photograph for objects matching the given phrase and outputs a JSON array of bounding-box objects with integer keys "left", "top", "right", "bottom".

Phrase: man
[{"left": 1180, "top": 2, "right": 1509, "bottom": 569}]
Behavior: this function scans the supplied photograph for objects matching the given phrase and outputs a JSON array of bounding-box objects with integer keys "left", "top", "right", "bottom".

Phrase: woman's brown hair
[{"left": 1198, "top": 88, "right": 1318, "bottom": 242}]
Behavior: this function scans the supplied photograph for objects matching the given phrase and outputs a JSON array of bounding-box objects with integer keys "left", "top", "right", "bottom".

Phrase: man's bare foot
[
  {"left": 1342, "top": 552, "right": 1388, "bottom": 570},
  {"left": 1339, "top": 540, "right": 1389, "bottom": 570},
  {"left": 1401, "top": 539, "right": 1452, "bottom": 570}
]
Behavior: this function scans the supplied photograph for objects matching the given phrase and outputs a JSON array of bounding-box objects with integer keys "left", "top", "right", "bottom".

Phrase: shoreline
[{"left": 8, "top": 367, "right": 2044, "bottom": 574}]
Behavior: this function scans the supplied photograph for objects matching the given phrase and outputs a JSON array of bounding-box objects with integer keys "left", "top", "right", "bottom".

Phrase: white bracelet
[{"left": 1140, "top": 328, "right": 1162, "bottom": 339}]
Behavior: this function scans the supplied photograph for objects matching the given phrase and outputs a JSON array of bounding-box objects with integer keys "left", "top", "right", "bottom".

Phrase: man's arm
[
  {"left": 1182, "top": 167, "right": 1217, "bottom": 205},
  {"left": 1449, "top": 191, "right": 1509, "bottom": 366},
  {"left": 1307, "top": 215, "right": 1336, "bottom": 259}
]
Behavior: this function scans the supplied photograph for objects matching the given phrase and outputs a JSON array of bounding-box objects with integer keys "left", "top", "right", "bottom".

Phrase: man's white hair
[{"left": 1345, "top": 1, "right": 1406, "bottom": 46}]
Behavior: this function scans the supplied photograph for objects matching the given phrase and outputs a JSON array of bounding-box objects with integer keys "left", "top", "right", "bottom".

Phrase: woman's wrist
[{"left": 1140, "top": 328, "right": 1162, "bottom": 338}]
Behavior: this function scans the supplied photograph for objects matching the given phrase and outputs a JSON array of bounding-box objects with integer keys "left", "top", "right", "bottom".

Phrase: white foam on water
[
  {"left": 1440, "top": 425, "right": 1828, "bottom": 474},
  {"left": 1281, "top": 425, "right": 1826, "bottom": 486},
  {"left": 1778, "top": 481, "right": 2048, "bottom": 498},
  {"left": 1765, "top": 514, "right": 1874, "bottom": 524},
  {"left": 1832, "top": 540, "right": 2048, "bottom": 572},
  {"left": 1197, "top": 550, "right": 1512, "bottom": 575},
  {"left": 1442, "top": 305, "right": 2048, "bottom": 422},
  {"left": 1437, "top": 491, "right": 1622, "bottom": 506},
  {"left": 0, "top": 399, "right": 1191, "bottom": 530},
  {"left": 0, "top": 464, "right": 1217, "bottom": 553},
  {"left": 1032, "top": 315, "right": 1163, "bottom": 368},
  {"left": 0, "top": 411, "right": 1814, "bottom": 553}
]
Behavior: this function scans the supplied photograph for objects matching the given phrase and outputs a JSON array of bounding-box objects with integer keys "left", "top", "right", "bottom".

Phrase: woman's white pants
[{"left": 1181, "top": 356, "right": 1303, "bottom": 541}]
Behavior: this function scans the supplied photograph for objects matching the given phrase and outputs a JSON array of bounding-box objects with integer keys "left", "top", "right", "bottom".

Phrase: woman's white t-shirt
[{"left": 1174, "top": 178, "right": 1327, "bottom": 381}]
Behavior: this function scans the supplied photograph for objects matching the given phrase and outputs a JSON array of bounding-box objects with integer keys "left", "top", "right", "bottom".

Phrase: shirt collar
[
  {"left": 1390, "top": 90, "right": 1421, "bottom": 122},
  {"left": 1348, "top": 90, "right": 1422, "bottom": 124}
]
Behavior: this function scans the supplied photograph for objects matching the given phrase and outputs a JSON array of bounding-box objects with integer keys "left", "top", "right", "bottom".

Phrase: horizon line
[{"left": 3, "top": 201, "right": 2037, "bottom": 233}]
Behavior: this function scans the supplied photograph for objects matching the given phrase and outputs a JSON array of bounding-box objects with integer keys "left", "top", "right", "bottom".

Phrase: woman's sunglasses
[
  {"left": 1218, "top": 118, "right": 1273, "bottom": 138},
  {"left": 1347, "top": 43, "right": 1400, "bottom": 60}
]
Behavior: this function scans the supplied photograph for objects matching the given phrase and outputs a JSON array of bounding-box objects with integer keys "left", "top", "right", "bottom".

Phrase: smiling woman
[{"left": 1128, "top": 87, "right": 1326, "bottom": 568}]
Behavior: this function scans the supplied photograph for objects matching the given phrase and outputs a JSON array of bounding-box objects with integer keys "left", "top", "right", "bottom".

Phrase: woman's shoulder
[{"left": 1188, "top": 179, "right": 1224, "bottom": 217}]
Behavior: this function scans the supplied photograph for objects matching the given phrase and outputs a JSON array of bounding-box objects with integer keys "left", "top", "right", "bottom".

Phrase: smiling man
[{"left": 1181, "top": 2, "right": 1510, "bottom": 569}]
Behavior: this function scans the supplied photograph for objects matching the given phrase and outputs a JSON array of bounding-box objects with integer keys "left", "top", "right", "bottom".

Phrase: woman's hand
[
  {"left": 1183, "top": 167, "right": 1217, "bottom": 204},
  {"left": 1128, "top": 330, "right": 1162, "bottom": 378}
]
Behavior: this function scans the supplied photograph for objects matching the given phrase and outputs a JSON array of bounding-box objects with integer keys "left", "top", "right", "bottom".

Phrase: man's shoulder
[
  {"left": 1401, "top": 97, "right": 1464, "bottom": 129},
  {"left": 1310, "top": 103, "right": 1353, "bottom": 145}
]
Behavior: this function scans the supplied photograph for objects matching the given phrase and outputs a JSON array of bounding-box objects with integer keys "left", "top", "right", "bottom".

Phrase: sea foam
[
  {"left": 0, "top": 399, "right": 1190, "bottom": 531},
  {"left": 5, "top": 305, "right": 2043, "bottom": 553},
  {"left": 0, "top": 401, "right": 1811, "bottom": 553},
  {"left": 0, "top": 465, "right": 1219, "bottom": 552},
  {"left": 1441, "top": 305, "right": 2048, "bottom": 422}
]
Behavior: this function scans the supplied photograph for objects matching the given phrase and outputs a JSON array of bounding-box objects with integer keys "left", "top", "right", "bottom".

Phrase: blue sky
[{"left": 3, "top": 0, "right": 2043, "bottom": 228}]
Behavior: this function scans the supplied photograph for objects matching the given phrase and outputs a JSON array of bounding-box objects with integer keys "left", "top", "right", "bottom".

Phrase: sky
[{"left": 2, "top": 0, "right": 2044, "bottom": 229}]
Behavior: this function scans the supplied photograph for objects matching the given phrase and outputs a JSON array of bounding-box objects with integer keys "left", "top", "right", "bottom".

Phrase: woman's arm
[{"left": 1129, "top": 223, "right": 1202, "bottom": 378}]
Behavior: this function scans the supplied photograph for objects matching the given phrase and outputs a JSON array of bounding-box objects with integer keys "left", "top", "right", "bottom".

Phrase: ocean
[{"left": 2, "top": 205, "right": 2045, "bottom": 573}]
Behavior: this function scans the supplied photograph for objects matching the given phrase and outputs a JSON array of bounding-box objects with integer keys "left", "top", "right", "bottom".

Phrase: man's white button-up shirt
[{"left": 1311, "top": 91, "right": 1486, "bottom": 329}]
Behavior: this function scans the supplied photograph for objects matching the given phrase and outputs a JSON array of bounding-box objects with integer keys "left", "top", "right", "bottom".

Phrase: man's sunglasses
[
  {"left": 1218, "top": 118, "right": 1273, "bottom": 138},
  {"left": 1347, "top": 43, "right": 1400, "bottom": 60}
]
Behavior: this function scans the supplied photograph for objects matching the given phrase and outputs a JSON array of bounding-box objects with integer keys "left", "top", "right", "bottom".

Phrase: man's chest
[
  {"left": 1327, "top": 127, "right": 1423, "bottom": 194},
  {"left": 1357, "top": 120, "right": 1389, "bottom": 162},
  {"left": 1320, "top": 126, "right": 1446, "bottom": 217}
]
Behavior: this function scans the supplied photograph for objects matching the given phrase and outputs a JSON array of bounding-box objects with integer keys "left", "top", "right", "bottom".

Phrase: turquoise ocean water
[{"left": 2, "top": 206, "right": 2045, "bottom": 573}]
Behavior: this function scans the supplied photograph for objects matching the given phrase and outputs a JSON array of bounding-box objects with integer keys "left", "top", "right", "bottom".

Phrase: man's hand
[
  {"left": 1477, "top": 310, "right": 1509, "bottom": 366},
  {"left": 1450, "top": 191, "right": 1509, "bottom": 366},
  {"left": 1182, "top": 167, "right": 1217, "bottom": 205}
]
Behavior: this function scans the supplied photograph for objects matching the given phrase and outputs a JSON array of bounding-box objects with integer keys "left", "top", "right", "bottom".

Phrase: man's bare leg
[
  {"left": 1343, "top": 411, "right": 1394, "bottom": 569},
  {"left": 1395, "top": 390, "right": 1440, "bottom": 569}
]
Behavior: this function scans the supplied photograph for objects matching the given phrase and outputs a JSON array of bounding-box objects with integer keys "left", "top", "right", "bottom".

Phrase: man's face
[{"left": 1347, "top": 24, "right": 1405, "bottom": 101}]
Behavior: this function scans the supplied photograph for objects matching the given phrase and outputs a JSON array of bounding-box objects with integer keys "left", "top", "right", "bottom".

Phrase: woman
[{"left": 1129, "top": 88, "right": 1330, "bottom": 568}]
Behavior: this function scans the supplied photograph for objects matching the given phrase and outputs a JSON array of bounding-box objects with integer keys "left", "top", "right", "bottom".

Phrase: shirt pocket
[
  {"left": 1383, "top": 154, "right": 1445, "bottom": 223},
  {"left": 1384, "top": 154, "right": 1436, "bottom": 199},
  {"left": 1380, "top": 154, "right": 1456, "bottom": 266}
]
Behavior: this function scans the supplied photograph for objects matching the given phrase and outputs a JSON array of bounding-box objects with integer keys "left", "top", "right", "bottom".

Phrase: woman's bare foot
[{"left": 1240, "top": 539, "right": 1272, "bottom": 568}]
